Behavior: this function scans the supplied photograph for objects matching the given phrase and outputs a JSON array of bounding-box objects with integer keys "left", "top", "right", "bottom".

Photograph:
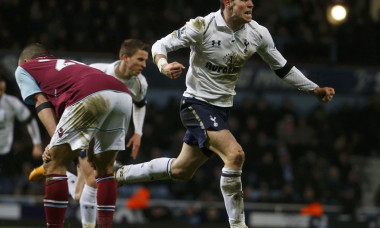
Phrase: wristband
[{"left": 157, "top": 58, "right": 168, "bottom": 73}]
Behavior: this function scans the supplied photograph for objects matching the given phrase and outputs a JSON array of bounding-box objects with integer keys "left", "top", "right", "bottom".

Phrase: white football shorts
[{"left": 49, "top": 90, "right": 132, "bottom": 154}]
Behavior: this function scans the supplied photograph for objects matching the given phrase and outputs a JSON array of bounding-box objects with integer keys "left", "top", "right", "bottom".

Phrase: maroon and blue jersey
[{"left": 15, "top": 55, "right": 130, "bottom": 118}]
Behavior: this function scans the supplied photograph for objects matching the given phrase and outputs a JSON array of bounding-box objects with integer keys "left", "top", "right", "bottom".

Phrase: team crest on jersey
[{"left": 223, "top": 53, "right": 238, "bottom": 67}]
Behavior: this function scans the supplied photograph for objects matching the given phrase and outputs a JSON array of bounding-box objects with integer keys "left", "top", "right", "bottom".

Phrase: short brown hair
[
  {"left": 119, "top": 39, "right": 149, "bottom": 59},
  {"left": 19, "top": 43, "right": 49, "bottom": 64},
  {"left": 220, "top": 0, "right": 225, "bottom": 10}
]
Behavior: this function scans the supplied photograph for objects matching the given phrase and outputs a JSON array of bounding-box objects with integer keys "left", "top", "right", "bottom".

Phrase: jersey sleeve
[
  {"left": 152, "top": 16, "right": 205, "bottom": 58},
  {"left": 11, "top": 96, "right": 32, "bottom": 122},
  {"left": 256, "top": 25, "right": 287, "bottom": 70},
  {"left": 15, "top": 66, "right": 42, "bottom": 105},
  {"left": 26, "top": 118, "right": 42, "bottom": 145},
  {"left": 132, "top": 104, "right": 146, "bottom": 136},
  {"left": 137, "top": 75, "right": 148, "bottom": 101}
]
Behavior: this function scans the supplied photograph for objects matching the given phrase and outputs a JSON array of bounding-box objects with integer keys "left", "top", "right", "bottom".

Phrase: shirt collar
[
  {"left": 215, "top": 10, "right": 228, "bottom": 28},
  {"left": 215, "top": 10, "right": 247, "bottom": 32}
]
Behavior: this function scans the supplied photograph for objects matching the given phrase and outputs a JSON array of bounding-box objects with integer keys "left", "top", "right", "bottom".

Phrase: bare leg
[{"left": 206, "top": 130, "right": 247, "bottom": 228}]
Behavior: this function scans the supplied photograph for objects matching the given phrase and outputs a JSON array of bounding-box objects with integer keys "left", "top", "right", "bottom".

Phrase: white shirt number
[{"left": 55, "top": 59, "right": 76, "bottom": 71}]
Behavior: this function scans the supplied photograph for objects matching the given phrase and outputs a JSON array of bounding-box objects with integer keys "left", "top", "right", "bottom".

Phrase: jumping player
[{"left": 115, "top": 1, "right": 335, "bottom": 228}]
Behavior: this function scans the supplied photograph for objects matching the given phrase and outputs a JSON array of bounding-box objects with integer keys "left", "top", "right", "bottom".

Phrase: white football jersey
[
  {"left": 90, "top": 61, "right": 148, "bottom": 135},
  {"left": 152, "top": 10, "right": 287, "bottom": 107},
  {"left": 0, "top": 94, "right": 32, "bottom": 154},
  {"left": 90, "top": 61, "right": 148, "bottom": 103}
]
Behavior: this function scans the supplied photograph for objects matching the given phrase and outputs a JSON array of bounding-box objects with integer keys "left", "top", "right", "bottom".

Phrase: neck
[
  {"left": 115, "top": 62, "right": 132, "bottom": 80},
  {"left": 222, "top": 10, "right": 244, "bottom": 32}
]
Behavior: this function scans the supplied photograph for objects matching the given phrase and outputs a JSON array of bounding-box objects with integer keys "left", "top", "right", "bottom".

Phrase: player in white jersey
[
  {"left": 0, "top": 76, "right": 42, "bottom": 176},
  {"left": 29, "top": 39, "right": 149, "bottom": 228},
  {"left": 115, "top": 1, "right": 335, "bottom": 228},
  {"left": 90, "top": 39, "right": 148, "bottom": 152}
]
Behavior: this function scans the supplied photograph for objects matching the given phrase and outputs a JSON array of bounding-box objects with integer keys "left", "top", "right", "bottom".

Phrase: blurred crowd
[{"left": 0, "top": 0, "right": 379, "bottom": 65}]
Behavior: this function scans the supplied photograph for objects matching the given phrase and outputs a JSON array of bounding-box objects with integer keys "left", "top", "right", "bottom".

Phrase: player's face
[
  {"left": 231, "top": 0, "right": 254, "bottom": 23},
  {"left": 125, "top": 49, "right": 149, "bottom": 76}
]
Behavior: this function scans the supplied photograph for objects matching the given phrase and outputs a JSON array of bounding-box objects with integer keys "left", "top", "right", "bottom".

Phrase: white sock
[
  {"left": 120, "top": 158, "right": 173, "bottom": 183},
  {"left": 66, "top": 171, "right": 77, "bottom": 199},
  {"left": 220, "top": 168, "right": 246, "bottom": 228},
  {"left": 79, "top": 184, "right": 97, "bottom": 228}
]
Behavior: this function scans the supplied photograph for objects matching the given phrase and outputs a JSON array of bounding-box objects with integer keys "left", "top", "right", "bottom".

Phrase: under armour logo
[
  {"left": 210, "top": 115, "right": 218, "bottom": 127},
  {"left": 212, "top": 40, "right": 221, "bottom": 46}
]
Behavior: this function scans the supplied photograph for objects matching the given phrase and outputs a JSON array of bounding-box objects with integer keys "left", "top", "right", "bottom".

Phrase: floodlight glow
[
  {"left": 331, "top": 5, "right": 347, "bottom": 21},
  {"left": 327, "top": 4, "right": 348, "bottom": 25}
]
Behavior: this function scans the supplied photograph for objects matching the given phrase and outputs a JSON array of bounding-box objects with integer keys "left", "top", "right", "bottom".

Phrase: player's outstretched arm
[{"left": 310, "top": 87, "right": 335, "bottom": 103}]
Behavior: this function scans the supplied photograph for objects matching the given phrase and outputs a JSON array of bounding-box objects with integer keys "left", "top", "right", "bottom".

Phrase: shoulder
[
  {"left": 89, "top": 62, "right": 112, "bottom": 70},
  {"left": 15, "top": 66, "right": 27, "bottom": 78},
  {"left": 90, "top": 61, "right": 119, "bottom": 75},
  {"left": 246, "top": 20, "right": 273, "bottom": 45},
  {"left": 187, "top": 11, "right": 216, "bottom": 33},
  {"left": 246, "top": 20, "right": 270, "bottom": 37}
]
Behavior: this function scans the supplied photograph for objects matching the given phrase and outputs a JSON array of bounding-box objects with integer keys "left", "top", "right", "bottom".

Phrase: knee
[
  {"left": 93, "top": 154, "right": 116, "bottom": 175},
  {"left": 226, "top": 146, "right": 245, "bottom": 167},
  {"left": 170, "top": 166, "right": 194, "bottom": 180},
  {"left": 45, "top": 161, "right": 67, "bottom": 175},
  {"left": 95, "top": 164, "right": 113, "bottom": 176}
]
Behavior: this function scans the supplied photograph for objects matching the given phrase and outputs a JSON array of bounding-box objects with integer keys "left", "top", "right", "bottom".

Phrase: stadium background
[{"left": 0, "top": 0, "right": 379, "bottom": 227}]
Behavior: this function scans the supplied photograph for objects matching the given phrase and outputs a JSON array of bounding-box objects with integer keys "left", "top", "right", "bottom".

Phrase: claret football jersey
[{"left": 15, "top": 55, "right": 130, "bottom": 118}]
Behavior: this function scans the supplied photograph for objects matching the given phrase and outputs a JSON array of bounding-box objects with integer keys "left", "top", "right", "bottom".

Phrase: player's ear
[
  {"left": 18, "top": 58, "right": 27, "bottom": 65},
  {"left": 224, "top": 0, "right": 232, "bottom": 9},
  {"left": 122, "top": 54, "right": 129, "bottom": 62}
]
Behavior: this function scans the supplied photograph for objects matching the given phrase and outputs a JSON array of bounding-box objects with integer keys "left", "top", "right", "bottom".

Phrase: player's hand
[
  {"left": 42, "top": 144, "right": 51, "bottom": 163},
  {"left": 32, "top": 144, "right": 43, "bottom": 159},
  {"left": 311, "top": 87, "right": 335, "bottom": 103},
  {"left": 161, "top": 62, "right": 186, "bottom": 79},
  {"left": 127, "top": 133, "right": 141, "bottom": 160}
]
